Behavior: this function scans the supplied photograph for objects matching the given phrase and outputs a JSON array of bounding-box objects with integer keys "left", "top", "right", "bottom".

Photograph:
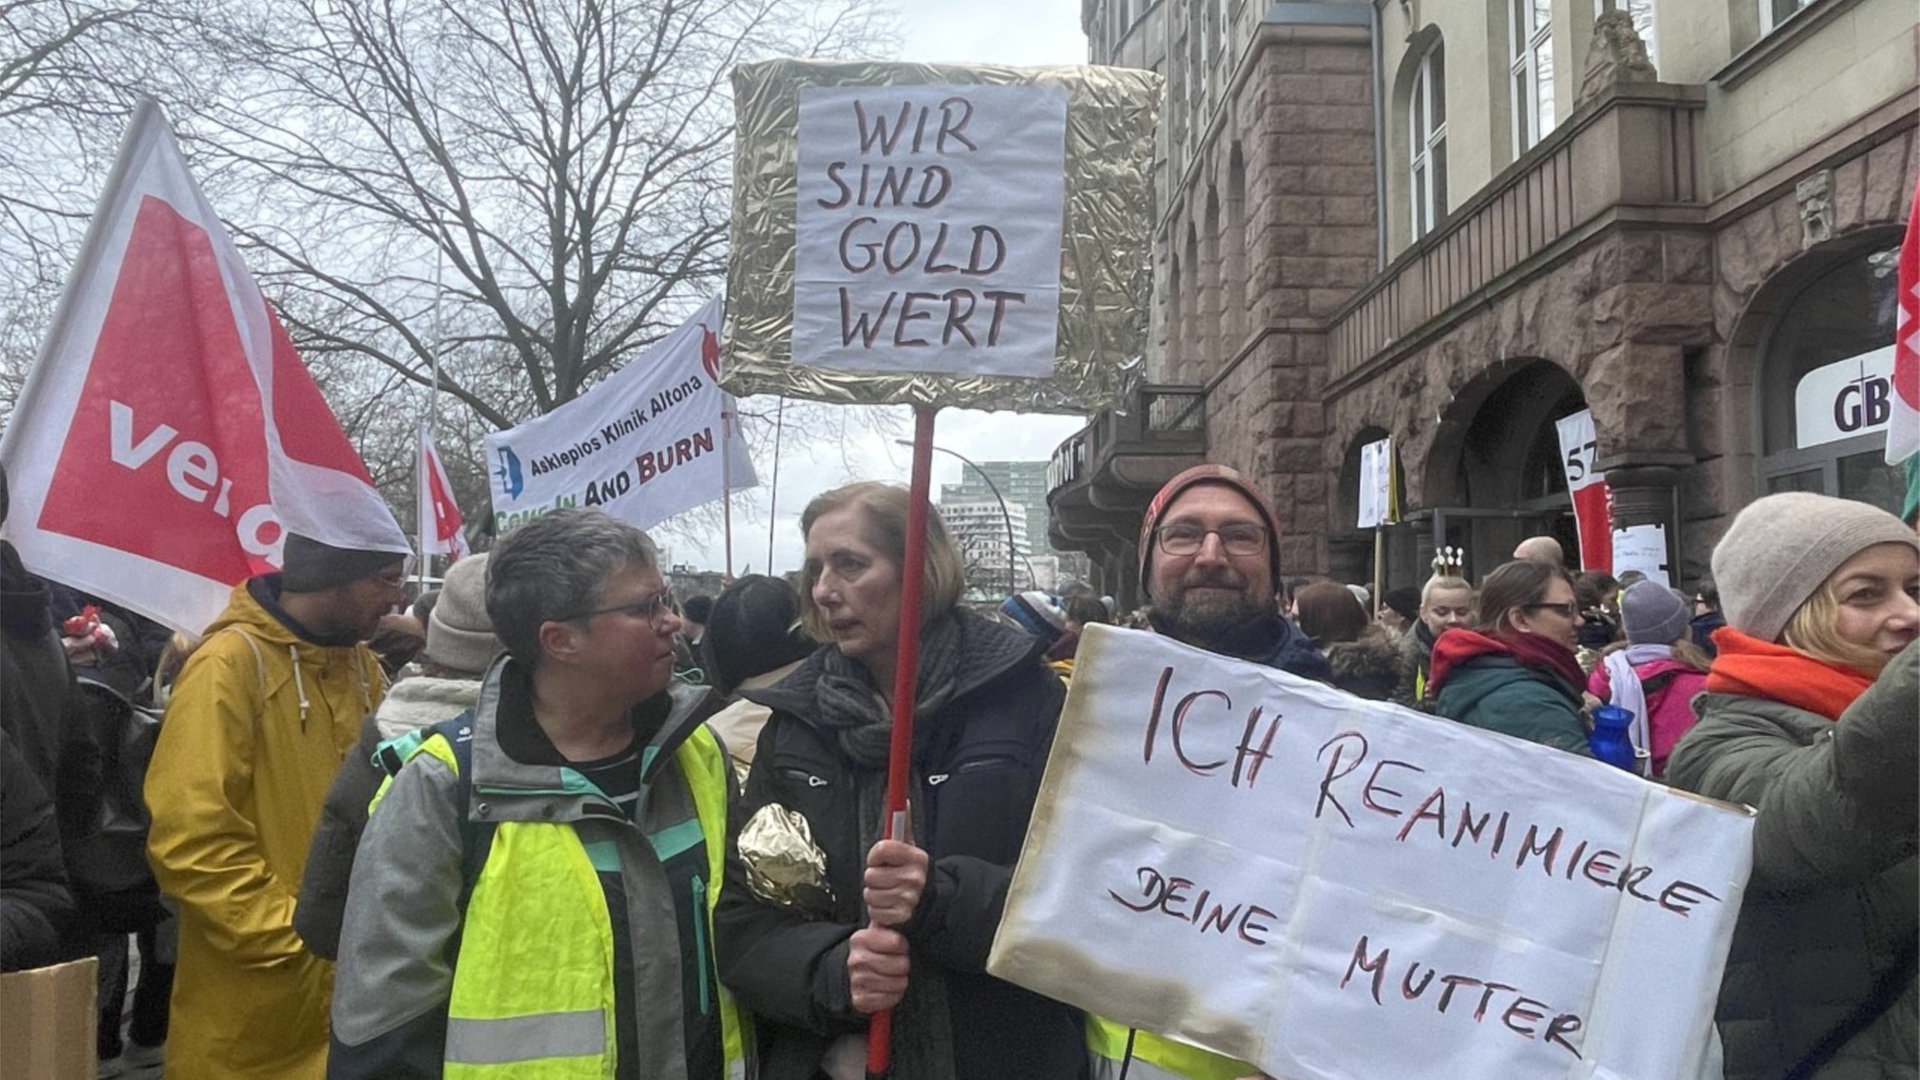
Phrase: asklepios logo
[
  {"left": 39, "top": 197, "right": 278, "bottom": 581},
  {"left": 494, "top": 445, "right": 524, "bottom": 498},
  {"left": 700, "top": 323, "right": 722, "bottom": 382}
]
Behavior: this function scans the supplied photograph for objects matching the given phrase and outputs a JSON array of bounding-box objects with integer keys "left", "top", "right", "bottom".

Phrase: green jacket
[
  {"left": 1429, "top": 638, "right": 1592, "bottom": 758},
  {"left": 1665, "top": 640, "right": 1918, "bottom": 1080}
]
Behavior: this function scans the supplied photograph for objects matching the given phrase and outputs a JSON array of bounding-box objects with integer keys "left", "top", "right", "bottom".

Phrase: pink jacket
[{"left": 1587, "top": 657, "right": 1708, "bottom": 777}]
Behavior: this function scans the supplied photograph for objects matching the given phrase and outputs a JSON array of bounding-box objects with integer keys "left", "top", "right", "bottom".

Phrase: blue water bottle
[{"left": 1589, "top": 704, "right": 1637, "bottom": 772}]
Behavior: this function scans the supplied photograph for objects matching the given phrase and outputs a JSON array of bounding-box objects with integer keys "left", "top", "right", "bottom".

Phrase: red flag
[
  {"left": 0, "top": 100, "right": 407, "bottom": 634},
  {"left": 1888, "top": 175, "right": 1920, "bottom": 465},
  {"left": 418, "top": 422, "right": 469, "bottom": 561}
]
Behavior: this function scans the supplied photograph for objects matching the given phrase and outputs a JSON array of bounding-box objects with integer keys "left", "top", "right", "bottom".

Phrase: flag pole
[
  {"left": 766, "top": 395, "right": 787, "bottom": 573},
  {"left": 721, "top": 399, "right": 735, "bottom": 578},
  {"left": 866, "top": 403, "right": 937, "bottom": 1080}
]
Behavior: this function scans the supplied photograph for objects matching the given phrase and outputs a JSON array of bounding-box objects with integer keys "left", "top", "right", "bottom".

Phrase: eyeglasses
[
  {"left": 564, "top": 588, "right": 677, "bottom": 628},
  {"left": 1523, "top": 601, "right": 1579, "bottom": 618},
  {"left": 1155, "top": 522, "right": 1270, "bottom": 557}
]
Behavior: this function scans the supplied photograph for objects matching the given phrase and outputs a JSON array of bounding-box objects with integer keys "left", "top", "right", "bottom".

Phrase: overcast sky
[{"left": 662, "top": 0, "right": 1094, "bottom": 578}]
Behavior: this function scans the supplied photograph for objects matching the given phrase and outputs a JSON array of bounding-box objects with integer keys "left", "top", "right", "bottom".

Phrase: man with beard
[
  {"left": 1086, "top": 464, "right": 1325, "bottom": 1080},
  {"left": 1136, "top": 464, "right": 1329, "bottom": 681}
]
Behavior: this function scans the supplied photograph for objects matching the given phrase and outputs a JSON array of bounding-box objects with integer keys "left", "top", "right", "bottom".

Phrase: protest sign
[
  {"left": 725, "top": 59, "right": 1159, "bottom": 412},
  {"left": 1356, "top": 437, "right": 1394, "bottom": 529},
  {"left": 990, "top": 625, "right": 1753, "bottom": 1080},
  {"left": 795, "top": 84, "right": 1066, "bottom": 379},
  {"left": 1556, "top": 409, "right": 1612, "bottom": 573},
  {"left": 0, "top": 100, "right": 407, "bottom": 635},
  {"left": 484, "top": 297, "right": 756, "bottom": 536}
]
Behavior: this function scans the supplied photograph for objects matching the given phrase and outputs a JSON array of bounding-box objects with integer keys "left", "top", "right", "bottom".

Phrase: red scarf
[
  {"left": 1705, "top": 627, "right": 1874, "bottom": 721},
  {"left": 1429, "top": 627, "right": 1587, "bottom": 698}
]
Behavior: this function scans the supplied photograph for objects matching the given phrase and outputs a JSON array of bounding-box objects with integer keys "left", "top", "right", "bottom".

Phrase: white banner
[
  {"left": 1357, "top": 437, "right": 1393, "bottom": 528},
  {"left": 990, "top": 626, "right": 1753, "bottom": 1080},
  {"left": 793, "top": 84, "right": 1067, "bottom": 378},
  {"left": 0, "top": 100, "right": 406, "bottom": 634},
  {"left": 484, "top": 297, "right": 757, "bottom": 536}
]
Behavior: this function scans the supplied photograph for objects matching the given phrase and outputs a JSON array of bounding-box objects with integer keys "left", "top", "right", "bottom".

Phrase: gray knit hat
[
  {"left": 1710, "top": 493, "right": 1917, "bottom": 642},
  {"left": 424, "top": 554, "right": 498, "bottom": 675},
  {"left": 1621, "top": 581, "right": 1689, "bottom": 646}
]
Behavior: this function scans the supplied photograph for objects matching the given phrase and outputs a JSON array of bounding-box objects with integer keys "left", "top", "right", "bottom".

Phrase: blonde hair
[
  {"left": 1782, "top": 583, "right": 1891, "bottom": 676},
  {"left": 798, "top": 482, "right": 966, "bottom": 643}
]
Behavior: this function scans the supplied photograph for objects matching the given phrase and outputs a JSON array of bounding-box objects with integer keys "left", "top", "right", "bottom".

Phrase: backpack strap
[{"left": 428, "top": 714, "right": 497, "bottom": 921}]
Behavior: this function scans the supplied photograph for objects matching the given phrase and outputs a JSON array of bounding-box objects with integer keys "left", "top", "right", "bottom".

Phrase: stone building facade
[{"left": 1049, "top": 0, "right": 1918, "bottom": 604}]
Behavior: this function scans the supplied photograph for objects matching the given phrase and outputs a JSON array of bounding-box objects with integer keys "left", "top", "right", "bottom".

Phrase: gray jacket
[
  {"left": 1665, "top": 640, "right": 1918, "bottom": 1080},
  {"left": 327, "top": 658, "right": 731, "bottom": 1080}
]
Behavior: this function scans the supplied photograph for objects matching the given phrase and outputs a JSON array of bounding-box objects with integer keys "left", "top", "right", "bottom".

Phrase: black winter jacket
[
  {"left": 0, "top": 728, "right": 73, "bottom": 971},
  {"left": 714, "top": 613, "right": 1085, "bottom": 1080}
]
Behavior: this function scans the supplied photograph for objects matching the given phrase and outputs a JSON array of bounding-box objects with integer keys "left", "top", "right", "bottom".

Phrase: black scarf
[{"left": 810, "top": 613, "right": 962, "bottom": 1080}]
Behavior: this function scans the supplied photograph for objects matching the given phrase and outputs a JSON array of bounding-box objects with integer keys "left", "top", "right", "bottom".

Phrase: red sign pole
[{"left": 866, "top": 403, "right": 937, "bottom": 1079}]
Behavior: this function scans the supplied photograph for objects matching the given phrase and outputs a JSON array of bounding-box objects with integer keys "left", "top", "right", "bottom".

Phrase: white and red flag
[
  {"left": 1886, "top": 175, "right": 1920, "bottom": 466},
  {"left": 0, "top": 99, "right": 407, "bottom": 634},
  {"left": 1556, "top": 409, "right": 1612, "bottom": 574},
  {"left": 417, "top": 422, "right": 469, "bottom": 561}
]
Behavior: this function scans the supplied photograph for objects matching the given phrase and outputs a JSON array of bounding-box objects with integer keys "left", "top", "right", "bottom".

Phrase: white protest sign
[
  {"left": 483, "top": 297, "right": 756, "bottom": 535},
  {"left": 793, "top": 84, "right": 1067, "bottom": 378},
  {"left": 1610, "top": 523, "right": 1671, "bottom": 587},
  {"left": 1357, "top": 437, "right": 1393, "bottom": 528},
  {"left": 990, "top": 626, "right": 1753, "bottom": 1080},
  {"left": 1794, "top": 345, "right": 1894, "bottom": 449}
]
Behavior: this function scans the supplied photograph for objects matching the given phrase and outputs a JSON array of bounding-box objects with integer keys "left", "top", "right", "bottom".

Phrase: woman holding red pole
[{"left": 714, "top": 481, "right": 1085, "bottom": 1080}]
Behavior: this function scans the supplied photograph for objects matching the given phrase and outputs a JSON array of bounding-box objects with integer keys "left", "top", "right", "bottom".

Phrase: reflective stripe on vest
[
  {"left": 1086, "top": 1016, "right": 1252, "bottom": 1080},
  {"left": 396, "top": 725, "right": 748, "bottom": 1079},
  {"left": 445, "top": 1009, "right": 605, "bottom": 1065}
]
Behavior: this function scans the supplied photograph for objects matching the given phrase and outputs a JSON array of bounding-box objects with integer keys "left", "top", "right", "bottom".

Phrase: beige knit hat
[
  {"left": 424, "top": 553, "right": 498, "bottom": 675},
  {"left": 1709, "top": 493, "right": 1917, "bottom": 642}
]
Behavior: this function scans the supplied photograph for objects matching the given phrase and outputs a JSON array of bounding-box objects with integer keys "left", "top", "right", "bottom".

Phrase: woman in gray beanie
[
  {"left": 1666, "top": 492, "right": 1918, "bottom": 1080},
  {"left": 1584, "top": 581, "right": 1709, "bottom": 778},
  {"left": 293, "top": 553, "right": 499, "bottom": 959}
]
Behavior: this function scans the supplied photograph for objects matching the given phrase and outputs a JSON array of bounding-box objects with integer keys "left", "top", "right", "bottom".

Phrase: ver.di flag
[
  {"left": 418, "top": 422, "right": 469, "bottom": 560},
  {"left": 1887, "top": 174, "right": 1920, "bottom": 466},
  {"left": 0, "top": 99, "right": 408, "bottom": 634},
  {"left": 484, "top": 296, "right": 757, "bottom": 536}
]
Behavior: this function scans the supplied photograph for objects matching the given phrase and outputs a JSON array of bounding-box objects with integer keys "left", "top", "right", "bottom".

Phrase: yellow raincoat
[{"left": 146, "top": 578, "right": 385, "bottom": 1080}]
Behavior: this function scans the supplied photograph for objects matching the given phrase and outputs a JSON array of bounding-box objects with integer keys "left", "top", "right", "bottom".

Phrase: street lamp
[{"left": 896, "top": 440, "right": 1031, "bottom": 597}]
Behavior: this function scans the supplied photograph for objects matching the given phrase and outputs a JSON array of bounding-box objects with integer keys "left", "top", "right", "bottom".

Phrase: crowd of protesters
[{"left": 1, "top": 452, "right": 1913, "bottom": 1080}]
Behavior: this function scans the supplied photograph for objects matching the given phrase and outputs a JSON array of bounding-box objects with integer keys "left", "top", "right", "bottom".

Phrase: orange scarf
[{"left": 1705, "top": 627, "right": 1874, "bottom": 721}]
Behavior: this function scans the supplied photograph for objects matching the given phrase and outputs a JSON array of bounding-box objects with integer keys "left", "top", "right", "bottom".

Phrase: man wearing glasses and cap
[
  {"left": 329, "top": 508, "right": 747, "bottom": 1080},
  {"left": 1086, "top": 463, "right": 1327, "bottom": 1080},
  {"left": 145, "top": 531, "right": 409, "bottom": 1080}
]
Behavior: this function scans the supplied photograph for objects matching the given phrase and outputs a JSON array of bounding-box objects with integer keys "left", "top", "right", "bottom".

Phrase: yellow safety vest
[
  {"left": 396, "top": 726, "right": 749, "bottom": 1079},
  {"left": 1086, "top": 1016, "right": 1253, "bottom": 1080}
]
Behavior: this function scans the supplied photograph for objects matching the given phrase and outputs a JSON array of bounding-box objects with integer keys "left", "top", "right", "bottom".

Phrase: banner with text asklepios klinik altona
[
  {"left": 989, "top": 625, "right": 1754, "bottom": 1080},
  {"left": 483, "top": 297, "right": 757, "bottom": 537}
]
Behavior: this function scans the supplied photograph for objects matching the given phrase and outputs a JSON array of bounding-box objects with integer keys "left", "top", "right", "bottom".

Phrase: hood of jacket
[
  {"left": 745, "top": 607, "right": 1043, "bottom": 729},
  {"left": 373, "top": 675, "right": 484, "bottom": 740},
  {"left": 201, "top": 573, "right": 356, "bottom": 649},
  {"left": 1326, "top": 626, "right": 1407, "bottom": 686}
]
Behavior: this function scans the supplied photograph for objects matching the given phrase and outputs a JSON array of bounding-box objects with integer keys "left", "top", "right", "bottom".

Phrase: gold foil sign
[
  {"left": 725, "top": 59, "right": 1160, "bottom": 413},
  {"left": 739, "top": 802, "right": 834, "bottom": 912}
]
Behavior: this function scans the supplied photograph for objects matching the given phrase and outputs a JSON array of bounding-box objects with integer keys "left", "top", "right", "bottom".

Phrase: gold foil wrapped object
[
  {"left": 724, "top": 58, "right": 1161, "bottom": 413},
  {"left": 739, "top": 802, "right": 834, "bottom": 911}
]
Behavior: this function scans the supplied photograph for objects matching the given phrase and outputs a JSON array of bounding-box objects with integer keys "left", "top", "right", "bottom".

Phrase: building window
[
  {"left": 1509, "top": 0, "right": 1555, "bottom": 154},
  {"left": 1410, "top": 41, "right": 1447, "bottom": 238},
  {"left": 1759, "top": 0, "right": 1813, "bottom": 34},
  {"left": 1756, "top": 241, "right": 1905, "bottom": 515}
]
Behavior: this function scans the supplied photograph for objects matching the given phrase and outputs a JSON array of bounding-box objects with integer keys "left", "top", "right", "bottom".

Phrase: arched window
[
  {"left": 1409, "top": 40, "right": 1447, "bottom": 238},
  {"left": 1756, "top": 240, "right": 1905, "bottom": 514},
  {"left": 1509, "top": 0, "right": 1555, "bottom": 154}
]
